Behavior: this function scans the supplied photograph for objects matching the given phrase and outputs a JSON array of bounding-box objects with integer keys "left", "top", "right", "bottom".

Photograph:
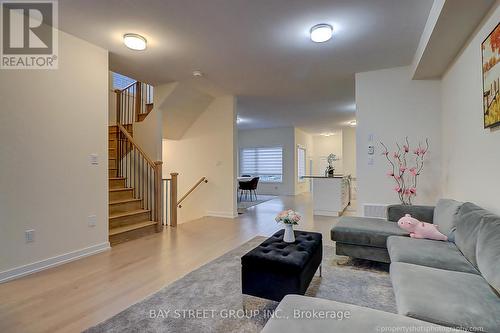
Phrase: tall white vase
[{"left": 283, "top": 224, "right": 295, "bottom": 243}]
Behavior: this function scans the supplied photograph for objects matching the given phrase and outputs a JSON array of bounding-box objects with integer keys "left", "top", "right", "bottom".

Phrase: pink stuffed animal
[{"left": 397, "top": 214, "right": 448, "bottom": 241}]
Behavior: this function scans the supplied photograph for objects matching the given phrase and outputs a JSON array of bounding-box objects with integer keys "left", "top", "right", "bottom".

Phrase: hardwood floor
[{"left": 0, "top": 193, "right": 353, "bottom": 333}]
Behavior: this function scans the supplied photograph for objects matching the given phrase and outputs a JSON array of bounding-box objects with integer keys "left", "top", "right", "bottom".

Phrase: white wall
[
  {"left": 133, "top": 105, "right": 163, "bottom": 161},
  {"left": 311, "top": 133, "right": 343, "bottom": 175},
  {"left": 441, "top": 3, "right": 500, "bottom": 215},
  {"left": 342, "top": 127, "right": 357, "bottom": 178},
  {"left": 355, "top": 66, "right": 442, "bottom": 215},
  {"left": 108, "top": 71, "right": 116, "bottom": 125},
  {"left": 0, "top": 31, "right": 109, "bottom": 280},
  {"left": 294, "top": 128, "right": 313, "bottom": 194},
  {"left": 163, "top": 96, "right": 237, "bottom": 223},
  {"left": 238, "top": 127, "right": 295, "bottom": 195}
]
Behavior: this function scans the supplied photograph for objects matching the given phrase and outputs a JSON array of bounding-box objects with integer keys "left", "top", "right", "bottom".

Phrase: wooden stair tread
[
  {"left": 109, "top": 198, "right": 142, "bottom": 205},
  {"left": 109, "top": 221, "right": 156, "bottom": 236},
  {"left": 109, "top": 187, "right": 133, "bottom": 192},
  {"left": 109, "top": 209, "right": 150, "bottom": 219},
  {"left": 109, "top": 177, "right": 126, "bottom": 180}
]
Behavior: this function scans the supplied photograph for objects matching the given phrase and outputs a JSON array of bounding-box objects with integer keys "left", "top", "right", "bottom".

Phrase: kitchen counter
[{"left": 306, "top": 175, "right": 350, "bottom": 217}]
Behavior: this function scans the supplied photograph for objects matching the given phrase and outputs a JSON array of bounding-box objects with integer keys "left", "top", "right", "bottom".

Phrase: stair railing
[
  {"left": 160, "top": 175, "right": 207, "bottom": 227},
  {"left": 161, "top": 173, "right": 178, "bottom": 227},
  {"left": 116, "top": 123, "right": 163, "bottom": 230},
  {"left": 115, "top": 81, "right": 154, "bottom": 126},
  {"left": 177, "top": 177, "right": 208, "bottom": 208}
]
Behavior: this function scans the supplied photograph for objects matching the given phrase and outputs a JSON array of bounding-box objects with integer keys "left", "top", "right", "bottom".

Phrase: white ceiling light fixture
[
  {"left": 349, "top": 120, "right": 357, "bottom": 127},
  {"left": 310, "top": 24, "right": 333, "bottom": 43},
  {"left": 192, "top": 70, "right": 204, "bottom": 77},
  {"left": 321, "top": 132, "right": 336, "bottom": 137},
  {"left": 123, "top": 33, "right": 147, "bottom": 51}
]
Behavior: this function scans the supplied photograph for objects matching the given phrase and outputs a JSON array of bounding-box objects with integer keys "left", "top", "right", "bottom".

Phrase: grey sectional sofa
[
  {"left": 262, "top": 199, "right": 500, "bottom": 332},
  {"left": 331, "top": 203, "right": 436, "bottom": 263},
  {"left": 387, "top": 201, "right": 500, "bottom": 332},
  {"left": 261, "top": 295, "right": 464, "bottom": 333}
]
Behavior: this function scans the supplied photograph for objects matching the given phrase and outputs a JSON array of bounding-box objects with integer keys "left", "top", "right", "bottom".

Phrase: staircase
[
  {"left": 109, "top": 79, "right": 163, "bottom": 245},
  {"left": 108, "top": 125, "right": 158, "bottom": 245}
]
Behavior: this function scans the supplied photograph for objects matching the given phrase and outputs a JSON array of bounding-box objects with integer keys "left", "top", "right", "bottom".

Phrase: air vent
[{"left": 363, "top": 204, "right": 387, "bottom": 218}]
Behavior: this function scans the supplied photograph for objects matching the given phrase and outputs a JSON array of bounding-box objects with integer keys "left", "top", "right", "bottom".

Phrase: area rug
[
  {"left": 84, "top": 237, "right": 395, "bottom": 333},
  {"left": 237, "top": 195, "right": 277, "bottom": 212}
]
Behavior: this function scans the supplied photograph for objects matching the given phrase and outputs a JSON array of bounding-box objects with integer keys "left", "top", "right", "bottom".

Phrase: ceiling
[{"left": 59, "top": 0, "right": 434, "bottom": 133}]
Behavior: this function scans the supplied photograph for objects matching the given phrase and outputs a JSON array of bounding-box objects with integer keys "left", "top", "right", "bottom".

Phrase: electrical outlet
[
  {"left": 25, "top": 229, "right": 35, "bottom": 243},
  {"left": 88, "top": 215, "right": 97, "bottom": 227}
]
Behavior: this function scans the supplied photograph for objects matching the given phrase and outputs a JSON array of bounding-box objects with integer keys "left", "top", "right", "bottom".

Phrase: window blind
[
  {"left": 298, "top": 147, "right": 306, "bottom": 182},
  {"left": 112, "top": 72, "right": 136, "bottom": 90},
  {"left": 240, "top": 147, "right": 283, "bottom": 182}
]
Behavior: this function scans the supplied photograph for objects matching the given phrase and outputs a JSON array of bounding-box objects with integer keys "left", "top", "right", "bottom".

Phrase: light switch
[
  {"left": 89, "top": 154, "right": 98, "bottom": 165},
  {"left": 88, "top": 215, "right": 97, "bottom": 227},
  {"left": 25, "top": 229, "right": 35, "bottom": 243},
  {"left": 368, "top": 157, "right": 374, "bottom": 165}
]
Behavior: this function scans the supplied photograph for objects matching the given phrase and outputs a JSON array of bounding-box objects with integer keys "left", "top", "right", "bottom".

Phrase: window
[
  {"left": 240, "top": 147, "right": 283, "bottom": 182},
  {"left": 297, "top": 147, "right": 306, "bottom": 182},
  {"left": 112, "top": 72, "right": 136, "bottom": 90}
]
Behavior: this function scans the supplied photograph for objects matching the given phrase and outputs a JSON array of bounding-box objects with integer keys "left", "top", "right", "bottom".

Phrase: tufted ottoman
[{"left": 241, "top": 229, "right": 322, "bottom": 302}]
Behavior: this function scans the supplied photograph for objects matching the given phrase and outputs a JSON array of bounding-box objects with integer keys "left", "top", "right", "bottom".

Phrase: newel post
[
  {"left": 135, "top": 81, "right": 142, "bottom": 122},
  {"left": 114, "top": 89, "right": 121, "bottom": 124},
  {"left": 154, "top": 161, "right": 163, "bottom": 232},
  {"left": 170, "top": 172, "right": 179, "bottom": 227}
]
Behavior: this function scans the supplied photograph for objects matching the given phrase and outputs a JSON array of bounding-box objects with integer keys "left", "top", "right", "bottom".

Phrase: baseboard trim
[
  {"left": 206, "top": 211, "right": 238, "bottom": 219},
  {"left": 0, "top": 242, "right": 110, "bottom": 283},
  {"left": 313, "top": 209, "right": 340, "bottom": 217}
]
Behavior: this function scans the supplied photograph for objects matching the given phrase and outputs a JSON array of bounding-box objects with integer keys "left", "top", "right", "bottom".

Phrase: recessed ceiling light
[
  {"left": 192, "top": 70, "right": 203, "bottom": 77},
  {"left": 310, "top": 24, "right": 333, "bottom": 43},
  {"left": 123, "top": 33, "right": 147, "bottom": 51},
  {"left": 349, "top": 120, "right": 357, "bottom": 127}
]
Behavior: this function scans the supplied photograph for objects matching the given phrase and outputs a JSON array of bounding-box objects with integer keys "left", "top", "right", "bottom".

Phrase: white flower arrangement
[{"left": 275, "top": 209, "right": 301, "bottom": 225}]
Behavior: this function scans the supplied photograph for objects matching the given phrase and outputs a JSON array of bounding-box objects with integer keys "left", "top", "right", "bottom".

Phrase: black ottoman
[{"left": 241, "top": 229, "right": 322, "bottom": 302}]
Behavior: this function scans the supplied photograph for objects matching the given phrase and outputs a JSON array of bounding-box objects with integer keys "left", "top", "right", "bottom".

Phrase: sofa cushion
[
  {"left": 387, "top": 236, "right": 479, "bottom": 275},
  {"left": 476, "top": 215, "right": 500, "bottom": 293},
  {"left": 387, "top": 204, "right": 435, "bottom": 223},
  {"left": 331, "top": 216, "right": 408, "bottom": 248},
  {"left": 261, "top": 295, "right": 465, "bottom": 333},
  {"left": 390, "top": 262, "right": 500, "bottom": 332},
  {"left": 455, "top": 203, "right": 491, "bottom": 268},
  {"left": 433, "top": 199, "right": 462, "bottom": 236}
]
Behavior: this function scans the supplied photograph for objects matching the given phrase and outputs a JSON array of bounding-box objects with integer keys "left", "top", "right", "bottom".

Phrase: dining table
[{"left": 237, "top": 177, "right": 253, "bottom": 182}]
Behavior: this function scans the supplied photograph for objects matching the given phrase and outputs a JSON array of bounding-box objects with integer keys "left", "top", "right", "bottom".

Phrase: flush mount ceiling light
[
  {"left": 123, "top": 33, "right": 147, "bottom": 51},
  {"left": 321, "top": 132, "right": 335, "bottom": 137},
  {"left": 192, "top": 70, "right": 204, "bottom": 77},
  {"left": 310, "top": 24, "right": 333, "bottom": 43},
  {"left": 349, "top": 120, "right": 357, "bottom": 127}
]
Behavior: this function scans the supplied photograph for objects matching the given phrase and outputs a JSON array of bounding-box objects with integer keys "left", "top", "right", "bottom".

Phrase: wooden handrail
[
  {"left": 120, "top": 80, "right": 138, "bottom": 92},
  {"left": 116, "top": 123, "right": 156, "bottom": 168},
  {"left": 177, "top": 177, "right": 208, "bottom": 208}
]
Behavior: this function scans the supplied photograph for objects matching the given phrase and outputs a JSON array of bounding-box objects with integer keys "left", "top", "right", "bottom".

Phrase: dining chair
[{"left": 239, "top": 177, "right": 259, "bottom": 201}]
